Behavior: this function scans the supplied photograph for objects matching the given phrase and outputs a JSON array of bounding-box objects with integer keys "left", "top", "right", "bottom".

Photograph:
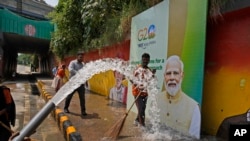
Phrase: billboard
[{"left": 129, "top": 0, "right": 207, "bottom": 139}]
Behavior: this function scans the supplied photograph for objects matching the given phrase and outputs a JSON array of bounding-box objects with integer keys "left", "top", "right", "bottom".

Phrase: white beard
[{"left": 165, "top": 80, "right": 182, "bottom": 96}]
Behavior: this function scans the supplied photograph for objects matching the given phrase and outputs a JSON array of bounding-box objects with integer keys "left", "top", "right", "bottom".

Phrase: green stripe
[
  {"left": 0, "top": 8, "right": 54, "bottom": 39},
  {"left": 181, "top": 0, "right": 208, "bottom": 105}
]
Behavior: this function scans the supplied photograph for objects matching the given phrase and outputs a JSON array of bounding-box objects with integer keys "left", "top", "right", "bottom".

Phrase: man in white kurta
[{"left": 157, "top": 55, "right": 201, "bottom": 139}]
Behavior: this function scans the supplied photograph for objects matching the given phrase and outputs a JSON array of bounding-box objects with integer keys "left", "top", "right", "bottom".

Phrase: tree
[
  {"left": 48, "top": 0, "right": 84, "bottom": 59},
  {"left": 48, "top": 0, "right": 162, "bottom": 59}
]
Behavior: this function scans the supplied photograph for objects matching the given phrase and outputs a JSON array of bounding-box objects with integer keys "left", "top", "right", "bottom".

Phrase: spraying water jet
[{"left": 12, "top": 58, "right": 160, "bottom": 141}]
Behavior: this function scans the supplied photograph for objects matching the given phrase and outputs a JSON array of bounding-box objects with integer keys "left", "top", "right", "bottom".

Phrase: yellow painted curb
[
  {"left": 55, "top": 108, "right": 63, "bottom": 120},
  {"left": 59, "top": 116, "right": 69, "bottom": 130},
  {"left": 66, "top": 126, "right": 76, "bottom": 141},
  {"left": 45, "top": 95, "right": 52, "bottom": 102},
  {"left": 44, "top": 93, "right": 50, "bottom": 99},
  {"left": 36, "top": 80, "right": 82, "bottom": 141}
]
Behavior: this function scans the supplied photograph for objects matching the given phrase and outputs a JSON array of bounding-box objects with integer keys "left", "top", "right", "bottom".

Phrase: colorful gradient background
[
  {"left": 202, "top": 7, "right": 250, "bottom": 135},
  {"left": 167, "top": 0, "right": 207, "bottom": 105}
]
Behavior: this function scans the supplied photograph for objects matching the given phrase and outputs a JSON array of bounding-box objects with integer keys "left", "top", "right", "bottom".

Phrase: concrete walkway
[
  {"left": 1, "top": 80, "right": 64, "bottom": 141},
  {"left": 1, "top": 64, "right": 220, "bottom": 141},
  {"left": 1, "top": 72, "right": 145, "bottom": 141},
  {"left": 2, "top": 74, "right": 218, "bottom": 141},
  {"left": 38, "top": 78, "right": 144, "bottom": 141}
]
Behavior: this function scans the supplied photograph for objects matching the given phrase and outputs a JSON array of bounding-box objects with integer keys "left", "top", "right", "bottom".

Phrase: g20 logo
[{"left": 138, "top": 24, "right": 156, "bottom": 41}]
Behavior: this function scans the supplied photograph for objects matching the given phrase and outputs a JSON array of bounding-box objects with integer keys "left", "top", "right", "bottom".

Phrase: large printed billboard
[{"left": 128, "top": 0, "right": 207, "bottom": 139}]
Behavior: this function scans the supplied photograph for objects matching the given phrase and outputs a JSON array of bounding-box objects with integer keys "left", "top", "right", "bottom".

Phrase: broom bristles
[
  {"left": 104, "top": 114, "right": 128, "bottom": 140},
  {"left": 104, "top": 92, "right": 141, "bottom": 140}
]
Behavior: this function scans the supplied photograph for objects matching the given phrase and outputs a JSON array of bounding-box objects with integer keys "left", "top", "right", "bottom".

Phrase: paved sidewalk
[
  {"left": 1, "top": 81, "right": 64, "bottom": 141},
  {"left": 1, "top": 70, "right": 219, "bottom": 141},
  {"left": 39, "top": 78, "right": 144, "bottom": 141}
]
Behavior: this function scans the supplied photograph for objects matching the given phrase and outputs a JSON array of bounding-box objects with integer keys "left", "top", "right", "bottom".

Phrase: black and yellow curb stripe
[{"left": 37, "top": 80, "right": 82, "bottom": 141}]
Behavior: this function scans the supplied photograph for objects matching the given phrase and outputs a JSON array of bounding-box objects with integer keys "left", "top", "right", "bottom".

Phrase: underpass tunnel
[{"left": 0, "top": 32, "right": 53, "bottom": 78}]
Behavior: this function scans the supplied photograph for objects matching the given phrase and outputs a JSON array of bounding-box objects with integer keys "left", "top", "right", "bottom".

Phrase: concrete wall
[
  {"left": 202, "top": 7, "right": 250, "bottom": 135},
  {"left": 62, "top": 40, "right": 130, "bottom": 96}
]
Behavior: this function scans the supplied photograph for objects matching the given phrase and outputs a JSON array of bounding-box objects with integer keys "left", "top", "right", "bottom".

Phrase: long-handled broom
[
  {"left": 0, "top": 121, "right": 14, "bottom": 134},
  {"left": 104, "top": 92, "right": 141, "bottom": 140},
  {"left": 0, "top": 121, "right": 36, "bottom": 141}
]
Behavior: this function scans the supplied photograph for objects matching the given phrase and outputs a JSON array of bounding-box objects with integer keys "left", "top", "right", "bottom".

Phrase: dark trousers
[
  {"left": 0, "top": 119, "right": 11, "bottom": 141},
  {"left": 64, "top": 84, "right": 86, "bottom": 114},
  {"left": 135, "top": 95, "right": 148, "bottom": 126}
]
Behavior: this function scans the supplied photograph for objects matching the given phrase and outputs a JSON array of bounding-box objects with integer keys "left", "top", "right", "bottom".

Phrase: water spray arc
[{"left": 12, "top": 58, "right": 159, "bottom": 141}]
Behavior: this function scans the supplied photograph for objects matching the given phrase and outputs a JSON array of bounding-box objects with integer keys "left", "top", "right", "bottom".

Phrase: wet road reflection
[{"left": 1, "top": 78, "right": 64, "bottom": 141}]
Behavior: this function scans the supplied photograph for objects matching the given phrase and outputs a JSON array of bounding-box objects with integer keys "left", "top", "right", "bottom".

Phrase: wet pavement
[
  {"left": 1, "top": 67, "right": 222, "bottom": 141},
  {"left": 1, "top": 78, "right": 65, "bottom": 141},
  {"left": 2, "top": 73, "right": 223, "bottom": 141},
  {"left": 39, "top": 78, "right": 144, "bottom": 141},
  {"left": 1, "top": 73, "right": 145, "bottom": 141}
]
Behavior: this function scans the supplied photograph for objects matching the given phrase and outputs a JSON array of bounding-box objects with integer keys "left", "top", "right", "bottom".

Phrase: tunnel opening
[
  {"left": 0, "top": 8, "right": 55, "bottom": 80},
  {"left": 0, "top": 32, "right": 54, "bottom": 79},
  {"left": 17, "top": 53, "right": 39, "bottom": 74}
]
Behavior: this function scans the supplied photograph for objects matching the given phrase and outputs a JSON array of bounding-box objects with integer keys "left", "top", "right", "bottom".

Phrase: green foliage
[
  {"left": 48, "top": 0, "right": 163, "bottom": 59},
  {"left": 80, "top": 0, "right": 129, "bottom": 50},
  {"left": 17, "top": 54, "right": 38, "bottom": 67},
  {"left": 48, "top": 0, "right": 84, "bottom": 58},
  {"left": 17, "top": 54, "right": 31, "bottom": 65}
]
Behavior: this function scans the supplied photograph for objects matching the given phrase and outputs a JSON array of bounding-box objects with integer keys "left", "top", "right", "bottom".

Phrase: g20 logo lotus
[{"left": 138, "top": 24, "right": 156, "bottom": 41}]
